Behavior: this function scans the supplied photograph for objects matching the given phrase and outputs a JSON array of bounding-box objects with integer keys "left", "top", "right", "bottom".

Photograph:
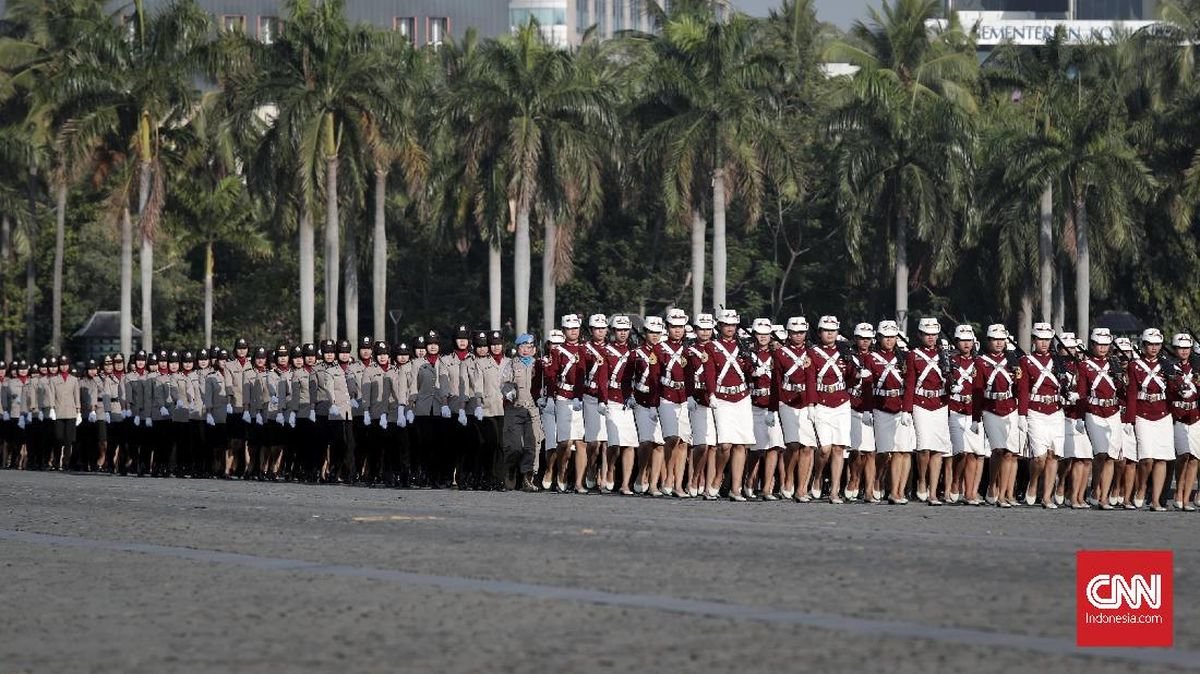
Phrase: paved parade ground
[{"left": 1, "top": 471, "right": 1198, "bottom": 673}]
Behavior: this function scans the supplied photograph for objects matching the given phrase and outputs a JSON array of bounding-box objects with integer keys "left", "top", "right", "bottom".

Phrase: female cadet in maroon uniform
[
  {"left": 1057, "top": 333, "right": 1091, "bottom": 508},
  {"left": 746, "top": 318, "right": 782, "bottom": 500},
  {"left": 602, "top": 315, "right": 637, "bottom": 495},
  {"left": 706, "top": 310, "right": 755, "bottom": 501},
  {"left": 774, "top": 316, "right": 816, "bottom": 501},
  {"left": 1125, "top": 328, "right": 1173, "bottom": 510},
  {"left": 653, "top": 308, "right": 693, "bottom": 497},
  {"left": 631, "top": 317, "right": 664, "bottom": 495},
  {"left": 805, "top": 316, "right": 858, "bottom": 504},
  {"left": 545, "top": 314, "right": 587, "bottom": 493},
  {"left": 1016, "top": 322, "right": 1070, "bottom": 508},
  {"left": 946, "top": 325, "right": 985, "bottom": 505},
  {"left": 1076, "top": 328, "right": 1123, "bottom": 510},
  {"left": 843, "top": 323, "right": 878, "bottom": 502},
  {"left": 685, "top": 313, "right": 717, "bottom": 498},
  {"left": 974, "top": 324, "right": 1021, "bottom": 507},
  {"left": 1168, "top": 333, "right": 1199, "bottom": 510},
  {"left": 581, "top": 314, "right": 611, "bottom": 492},
  {"left": 905, "top": 318, "right": 952, "bottom": 505},
  {"left": 863, "top": 320, "right": 907, "bottom": 503}
]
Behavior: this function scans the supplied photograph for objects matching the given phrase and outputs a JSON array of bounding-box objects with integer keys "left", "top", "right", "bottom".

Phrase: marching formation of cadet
[{"left": 3, "top": 310, "right": 1200, "bottom": 511}]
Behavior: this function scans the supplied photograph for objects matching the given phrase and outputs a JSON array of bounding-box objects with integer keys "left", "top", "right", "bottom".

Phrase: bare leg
[
  {"left": 828, "top": 446, "right": 845, "bottom": 502},
  {"left": 762, "top": 448, "right": 779, "bottom": 498},
  {"left": 729, "top": 445, "right": 747, "bottom": 500},
  {"left": 1149, "top": 460, "right": 1168, "bottom": 509},
  {"left": 915, "top": 449, "right": 930, "bottom": 499},
  {"left": 619, "top": 446, "right": 636, "bottom": 494},
  {"left": 927, "top": 452, "right": 944, "bottom": 503},
  {"left": 711, "top": 444, "right": 732, "bottom": 497},
  {"left": 1040, "top": 454, "right": 1058, "bottom": 506}
]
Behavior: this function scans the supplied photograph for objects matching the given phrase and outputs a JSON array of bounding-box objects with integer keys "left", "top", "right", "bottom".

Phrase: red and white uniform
[
  {"left": 1076, "top": 355, "right": 1126, "bottom": 459},
  {"left": 546, "top": 342, "right": 585, "bottom": 442},
  {"left": 685, "top": 342, "right": 716, "bottom": 446},
  {"left": 747, "top": 346, "right": 782, "bottom": 451},
  {"left": 652, "top": 338, "right": 691, "bottom": 442},
  {"left": 947, "top": 353, "right": 985, "bottom": 457},
  {"left": 773, "top": 343, "right": 818, "bottom": 447},
  {"left": 534, "top": 354, "right": 557, "bottom": 452},
  {"left": 706, "top": 337, "right": 754, "bottom": 445},
  {"left": 974, "top": 351, "right": 1020, "bottom": 452},
  {"left": 805, "top": 344, "right": 858, "bottom": 447},
  {"left": 603, "top": 342, "right": 637, "bottom": 448},
  {"left": 847, "top": 348, "right": 874, "bottom": 452},
  {"left": 581, "top": 340, "right": 610, "bottom": 443},
  {"left": 630, "top": 343, "right": 663, "bottom": 444},
  {"left": 1126, "top": 356, "right": 1173, "bottom": 461},
  {"left": 903, "top": 346, "right": 951, "bottom": 454},
  {"left": 1017, "top": 352, "right": 1065, "bottom": 458},
  {"left": 1170, "top": 360, "right": 1200, "bottom": 459},
  {"left": 1061, "top": 361, "right": 1093, "bottom": 460},
  {"left": 863, "top": 348, "right": 906, "bottom": 452}
]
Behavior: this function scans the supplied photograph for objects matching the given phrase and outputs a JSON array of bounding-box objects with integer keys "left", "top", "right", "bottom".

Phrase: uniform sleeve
[
  {"left": 902, "top": 352, "right": 916, "bottom": 414},
  {"left": 595, "top": 354, "right": 610, "bottom": 404},
  {"left": 1017, "top": 359, "right": 1030, "bottom": 416},
  {"left": 1124, "top": 362, "right": 1137, "bottom": 423},
  {"left": 805, "top": 350, "right": 818, "bottom": 407}
]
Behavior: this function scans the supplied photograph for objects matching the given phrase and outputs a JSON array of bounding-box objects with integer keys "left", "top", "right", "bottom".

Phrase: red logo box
[{"left": 1076, "top": 550, "right": 1173, "bottom": 648}]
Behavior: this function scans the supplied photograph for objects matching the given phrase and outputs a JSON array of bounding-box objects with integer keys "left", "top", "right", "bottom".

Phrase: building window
[
  {"left": 576, "top": 0, "right": 588, "bottom": 34},
  {"left": 427, "top": 17, "right": 448, "bottom": 45},
  {"left": 596, "top": 0, "right": 607, "bottom": 34},
  {"left": 394, "top": 16, "right": 415, "bottom": 43},
  {"left": 258, "top": 16, "right": 282, "bottom": 43},
  {"left": 613, "top": 0, "right": 625, "bottom": 32},
  {"left": 630, "top": 0, "right": 642, "bottom": 31},
  {"left": 221, "top": 14, "right": 246, "bottom": 34}
]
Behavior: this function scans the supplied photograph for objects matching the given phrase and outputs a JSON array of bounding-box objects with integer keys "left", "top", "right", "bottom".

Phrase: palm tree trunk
[
  {"left": 138, "top": 160, "right": 153, "bottom": 353},
  {"left": 1074, "top": 197, "right": 1089, "bottom": 339},
  {"left": 1053, "top": 257, "right": 1065, "bottom": 330},
  {"left": 120, "top": 208, "right": 133, "bottom": 355},
  {"left": 514, "top": 204, "right": 531, "bottom": 335},
  {"left": 1, "top": 214, "right": 11, "bottom": 362},
  {"left": 1017, "top": 289, "right": 1033, "bottom": 353},
  {"left": 25, "top": 164, "right": 37, "bottom": 358},
  {"left": 489, "top": 239, "right": 502, "bottom": 330},
  {"left": 1038, "top": 183, "right": 1052, "bottom": 322},
  {"left": 344, "top": 216, "right": 359, "bottom": 347},
  {"left": 542, "top": 213, "right": 557, "bottom": 340},
  {"left": 200, "top": 240, "right": 213, "bottom": 347},
  {"left": 51, "top": 181, "right": 66, "bottom": 354},
  {"left": 690, "top": 208, "right": 706, "bottom": 317},
  {"left": 325, "top": 156, "right": 340, "bottom": 340},
  {"left": 372, "top": 168, "right": 387, "bottom": 340},
  {"left": 299, "top": 202, "right": 315, "bottom": 343},
  {"left": 711, "top": 169, "right": 727, "bottom": 311},
  {"left": 895, "top": 210, "right": 909, "bottom": 334}
]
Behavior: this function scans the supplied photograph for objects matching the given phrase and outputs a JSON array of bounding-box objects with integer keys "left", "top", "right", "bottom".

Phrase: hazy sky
[{"left": 735, "top": 0, "right": 875, "bottom": 28}]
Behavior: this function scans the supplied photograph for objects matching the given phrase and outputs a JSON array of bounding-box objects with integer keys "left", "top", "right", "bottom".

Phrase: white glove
[
  {"left": 175, "top": 398, "right": 184, "bottom": 409},
  {"left": 765, "top": 412, "right": 776, "bottom": 427},
  {"left": 17, "top": 415, "right": 25, "bottom": 429},
  {"left": 504, "top": 389, "right": 516, "bottom": 402},
  {"left": 123, "top": 409, "right": 132, "bottom": 418},
  {"left": 457, "top": 409, "right": 468, "bottom": 426},
  {"left": 1075, "top": 419, "right": 1086, "bottom": 434},
  {"left": 364, "top": 411, "right": 372, "bottom": 426},
  {"left": 379, "top": 413, "right": 388, "bottom": 429},
  {"left": 474, "top": 406, "right": 484, "bottom": 421},
  {"left": 287, "top": 411, "right": 296, "bottom": 427},
  {"left": 37, "top": 410, "right": 44, "bottom": 421},
  {"left": 397, "top": 409, "right": 408, "bottom": 428},
  {"left": 536, "top": 397, "right": 547, "bottom": 410},
  {"left": 329, "top": 404, "right": 341, "bottom": 418},
  {"left": 350, "top": 399, "right": 360, "bottom": 409},
  {"left": 104, "top": 412, "right": 112, "bottom": 423},
  {"left": 49, "top": 408, "right": 57, "bottom": 421},
  {"left": 226, "top": 403, "right": 234, "bottom": 414},
  {"left": 159, "top": 406, "right": 168, "bottom": 417},
  {"left": 861, "top": 411, "right": 873, "bottom": 427},
  {"left": 687, "top": 398, "right": 698, "bottom": 411},
  {"left": 2, "top": 411, "right": 8, "bottom": 421},
  {"left": 440, "top": 405, "right": 451, "bottom": 418},
  {"left": 88, "top": 411, "right": 97, "bottom": 423},
  {"left": 1122, "top": 422, "right": 1134, "bottom": 435},
  {"left": 206, "top": 413, "right": 216, "bottom": 426},
  {"left": 275, "top": 413, "right": 285, "bottom": 426},
  {"left": 75, "top": 413, "right": 82, "bottom": 426},
  {"left": 255, "top": 413, "right": 264, "bottom": 425},
  {"left": 899, "top": 411, "right": 912, "bottom": 426},
  {"left": 145, "top": 418, "right": 153, "bottom": 428},
  {"left": 308, "top": 410, "right": 316, "bottom": 423},
  {"left": 1018, "top": 416, "right": 1028, "bottom": 433},
  {"left": 242, "top": 411, "right": 251, "bottom": 423},
  {"left": 1066, "top": 391, "right": 1080, "bottom": 404},
  {"left": 858, "top": 368, "right": 871, "bottom": 380},
  {"left": 570, "top": 399, "right": 583, "bottom": 412},
  {"left": 624, "top": 398, "right": 635, "bottom": 411},
  {"left": 405, "top": 409, "right": 414, "bottom": 424},
  {"left": 134, "top": 416, "right": 141, "bottom": 426},
  {"left": 970, "top": 420, "right": 980, "bottom": 434},
  {"left": 270, "top": 396, "right": 279, "bottom": 406},
  {"left": 950, "top": 382, "right": 964, "bottom": 395},
  {"left": 598, "top": 402, "right": 610, "bottom": 417}
]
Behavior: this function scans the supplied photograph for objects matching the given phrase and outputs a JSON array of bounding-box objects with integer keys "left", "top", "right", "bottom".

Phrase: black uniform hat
[
  {"left": 38, "top": 357, "right": 49, "bottom": 368},
  {"left": 157, "top": 349, "right": 168, "bottom": 361},
  {"left": 473, "top": 330, "right": 488, "bottom": 348},
  {"left": 488, "top": 330, "right": 504, "bottom": 346},
  {"left": 336, "top": 339, "right": 351, "bottom": 354},
  {"left": 455, "top": 325, "right": 471, "bottom": 340},
  {"left": 17, "top": 359, "right": 28, "bottom": 369},
  {"left": 218, "top": 349, "right": 229, "bottom": 360},
  {"left": 393, "top": 342, "right": 411, "bottom": 357},
  {"left": 319, "top": 339, "right": 335, "bottom": 354},
  {"left": 86, "top": 358, "right": 98, "bottom": 369},
  {"left": 168, "top": 351, "right": 181, "bottom": 363},
  {"left": 359, "top": 336, "right": 374, "bottom": 349},
  {"left": 235, "top": 337, "right": 249, "bottom": 349},
  {"left": 182, "top": 350, "right": 195, "bottom": 362},
  {"left": 147, "top": 353, "right": 159, "bottom": 366},
  {"left": 58, "top": 355, "right": 70, "bottom": 365},
  {"left": 373, "top": 341, "right": 389, "bottom": 356},
  {"left": 254, "top": 346, "right": 268, "bottom": 359},
  {"left": 290, "top": 345, "right": 302, "bottom": 358},
  {"left": 102, "top": 354, "right": 114, "bottom": 365},
  {"left": 414, "top": 334, "right": 427, "bottom": 348},
  {"left": 111, "top": 353, "right": 123, "bottom": 363},
  {"left": 134, "top": 350, "right": 147, "bottom": 360},
  {"left": 197, "top": 348, "right": 210, "bottom": 360},
  {"left": 301, "top": 343, "right": 316, "bottom": 357},
  {"left": 425, "top": 329, "right": 440, "bottom": 345},
  {"left": 274, "top": 344, "right": 289, "bottom": 359},
  {"left": 0, "top": 359, "right": 5, "bottom": 370}
]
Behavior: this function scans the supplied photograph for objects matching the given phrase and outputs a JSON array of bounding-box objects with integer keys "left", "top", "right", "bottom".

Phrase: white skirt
[
  {"left": 1025, "top": 409, "right": 1064, "bottom": 458},
  {"left": 1063, "top": 416, "right": 1093, "bottom": 459},
  {"left": 1122, "top": 422, "right": 1138, "bottom": 461},
  {"left": 873, "top": 410, "right": 914, "bottom": 453},
  {"left": 752, "top": 406, "right": 784, "bottom": 451},
  {"left": 948, "top": 410, "right": 986, "bottom": 456},
  {"left": 582, "top": 394, "right": 608, "bottom": 443},
  {"left": 779, "top": 404, "right": 819, "bottom": 446},
  {"left": 658, "top": 399, "right": 692, "bottom": 444},
  {"left": 1174, "top": 421, "right": 1200, "bottom": 458},
  {"left": 982, "top": 410, "right": 1020, "bottom": 454},
  {"left": 634, "top": 403, "right": 663, "bottom": 445},
  {"left": 1085, "top": 412, "right": 1124, "bottom": 459},
  {"left": 712, "top": 396, "right": 755, "bottom": 446},
  {"left": 690, "top": 403, "right": 717, "bottom": 446},
  {"left": 554, "top": 396, "right": 585, "bottom": 444},
  {"left": 812, "top": 402, "right": 852, "bottom": 448},
  {"left": 850, "top": 409, "right": 875, "bottom": 452},
  {"left": 913, "top": 405, "right": 952, "bottom": 455},
  {"left": 1135, "top": 416, "right": 1174, "bottom": 461},
  {"left": 541, "top": 404, "right": 558, "bottom": 451},
  {"left": 604, "top": 404, "right": 638, "bottom": 448}
]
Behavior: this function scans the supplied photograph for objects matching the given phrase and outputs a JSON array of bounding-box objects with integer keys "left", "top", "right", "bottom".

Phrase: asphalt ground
[{"left": 1, "top": 471, "right": 1197, "bottom": 673}]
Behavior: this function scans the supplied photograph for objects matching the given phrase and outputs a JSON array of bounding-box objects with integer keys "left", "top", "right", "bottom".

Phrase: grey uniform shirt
[
  {"left": 185, "top": 370, "right": 205, "bottom": 421},
  {"left": 79, "top": 376, "right": 99, "bottom": 416},
  {"left": 205, "top": 370, "right": 229, "bottom": 423},
  {"left": 2, "top": 377, "right": 20, "bottom": 416},
  {"left": 100, "top": 374, "right": 122, "bottom": 416},
  {"left": 345, "top": 360, "right": 369, "bottom": 418},
  {"left": 362, "top": 364, "right": 405, "bottom": 418},
  {"left": 473, "top": 356, "right": 507, "bottom": 418},
  {"left": 439, "top": 352, "right": 477, "bottom": 414},
  {"left": 225, "top": 358, "right": 252, "bottom": 412},
  {"left": 410, "top": 357, "right": 450, "bottom": 416},
  {"left": 315, "top": 362, "right": 352, "bottom": 420},
  {"left": 51, "top": 373, "right": 81, "bottom": 418}
]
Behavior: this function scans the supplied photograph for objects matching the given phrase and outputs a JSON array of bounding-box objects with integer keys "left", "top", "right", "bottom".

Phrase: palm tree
[
  {"left": 825, "top": 0, "right": 978, "bottom": 333},
  {"left": 231, "top": 0, "right": 406, "bottom": 342},
  {"left": 447, "top": 20, "right": 615, "bottom": 335}
]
